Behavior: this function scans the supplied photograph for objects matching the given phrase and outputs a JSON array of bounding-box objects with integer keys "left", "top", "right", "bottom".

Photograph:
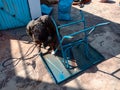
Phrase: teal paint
[
  {"left": 0, "top": 0, "right": 31, "bottom": 30},
  {"left": 39, "top": 10, "right": 110, "bottom": 83},
  {"left": 40, "top": 43, "right": 105, "bottom": 84}
]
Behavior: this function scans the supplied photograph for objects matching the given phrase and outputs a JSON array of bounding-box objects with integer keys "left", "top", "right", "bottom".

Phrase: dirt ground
[{"left": 0, "top": 0, "right": 120, "bottom": 90}]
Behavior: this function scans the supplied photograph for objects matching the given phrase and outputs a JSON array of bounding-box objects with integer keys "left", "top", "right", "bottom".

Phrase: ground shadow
[
  {"left": 86, "top": 66, "right": 120, "bottom": 80},
  {"left": 0, "top": 3, "right": 120, "bottom": 90}
]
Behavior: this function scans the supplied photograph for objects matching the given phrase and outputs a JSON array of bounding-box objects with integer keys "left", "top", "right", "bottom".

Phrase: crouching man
[{"left": 26, "top": 15, "right": 58, "bottom": 53}]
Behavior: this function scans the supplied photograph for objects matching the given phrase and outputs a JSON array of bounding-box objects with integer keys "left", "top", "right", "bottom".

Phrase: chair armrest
[{"left": 63, "top": 22, "right": 110, "bottom": 37}]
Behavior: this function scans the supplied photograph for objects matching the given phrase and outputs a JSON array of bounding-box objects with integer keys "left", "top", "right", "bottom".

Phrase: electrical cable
[{"left": 1, "top": 44, "right": 39, "bottom": 68}]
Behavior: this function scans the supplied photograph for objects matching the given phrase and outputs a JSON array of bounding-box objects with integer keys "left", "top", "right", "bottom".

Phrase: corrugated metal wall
[{"left": 0, "top": 0, "right": 31, "bottom": 30}]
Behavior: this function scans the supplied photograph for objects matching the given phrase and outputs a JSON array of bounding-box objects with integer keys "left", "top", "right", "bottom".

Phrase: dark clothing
[{"left": 26, "top": 15, "right": 57, "bottom": 49}]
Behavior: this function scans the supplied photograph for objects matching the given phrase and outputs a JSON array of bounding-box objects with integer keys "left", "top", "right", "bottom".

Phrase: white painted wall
[{"left": 28, "top": 0, "right": 42, "bottom": 19}]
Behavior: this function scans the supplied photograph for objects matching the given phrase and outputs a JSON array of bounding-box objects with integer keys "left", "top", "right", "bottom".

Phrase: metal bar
[
  {"left": 62, "top": 22, "right": 110, "bottom": 37},
  {"left": 58, "top": 10, "right": 85, "bottom": 29},
  {"left": 46, "top": 58, "right": 63, "bottom": 73},
  {"left": 58, "top": 19, "right": 84, "bottom": 29},
  {"left": 40, "top": 54, "right": 58, "bottom": 83}
]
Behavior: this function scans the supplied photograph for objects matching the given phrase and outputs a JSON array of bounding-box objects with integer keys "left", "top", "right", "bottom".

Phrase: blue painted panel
[
  {"left": 0, "top": 0, "right": 31, "bottom": 30},
  {"left": 0, "top": 1, "right": 3, "bottom": 8}
]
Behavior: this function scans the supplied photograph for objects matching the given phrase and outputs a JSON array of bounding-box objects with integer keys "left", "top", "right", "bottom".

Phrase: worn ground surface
[{"left": 0, "top": 0, "right": 120, "bottom": 90}]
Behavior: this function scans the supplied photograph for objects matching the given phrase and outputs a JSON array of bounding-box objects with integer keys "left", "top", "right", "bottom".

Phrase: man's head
[{"left": 26, "top": 19, "right": 49, "bottom": 44}]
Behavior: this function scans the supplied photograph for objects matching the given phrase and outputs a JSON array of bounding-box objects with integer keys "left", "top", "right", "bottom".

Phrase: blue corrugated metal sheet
[{"left": 0, "top": 0, "right": 31, "bottom": 30}]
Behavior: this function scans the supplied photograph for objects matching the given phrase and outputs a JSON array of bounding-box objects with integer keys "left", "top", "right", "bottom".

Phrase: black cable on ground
[{"left": 1, "top": 44, "right": 39, "bottom": 68}]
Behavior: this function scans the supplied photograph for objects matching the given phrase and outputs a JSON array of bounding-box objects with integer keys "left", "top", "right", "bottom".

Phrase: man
[{"left": 26, "top": 15, "right": 58, "bottom": 53}]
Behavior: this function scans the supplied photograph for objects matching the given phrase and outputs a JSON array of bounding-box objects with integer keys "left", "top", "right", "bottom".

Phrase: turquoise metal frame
[
  {"left": 51, "top": 10, "right": 110, "bottom": 69},
  {"left": 40, "top": 10, "right": 110, "bottom": 84},
  {"left": 40, "top": 42, "right": 106, "bottom": 84}
]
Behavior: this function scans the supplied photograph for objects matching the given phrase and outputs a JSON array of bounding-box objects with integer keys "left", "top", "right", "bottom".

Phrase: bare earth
[{"left": 0, "top": 0, "right": 120, "bottom": 90}]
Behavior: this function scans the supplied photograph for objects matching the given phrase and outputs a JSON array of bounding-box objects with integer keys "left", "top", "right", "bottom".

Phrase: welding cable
[{"left": 1, "top": 44, "right": 38, "bottom": 68}]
